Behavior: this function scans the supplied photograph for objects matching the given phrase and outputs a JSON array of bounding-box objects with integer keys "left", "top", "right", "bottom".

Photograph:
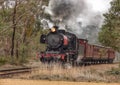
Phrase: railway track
[{"left": 0, "top": 67, "right": 32, "bottom": 78}]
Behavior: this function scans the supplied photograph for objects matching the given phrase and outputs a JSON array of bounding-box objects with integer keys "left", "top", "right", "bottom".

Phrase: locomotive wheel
[
  {"left": 40, "top": 57, "right": 46, "bottom": 63},
  {"left": 63, "top": 55, "right": 74, "bottom": 67},
  {"left": 108, "top": 60, "right": 113, "bottom": 64}
]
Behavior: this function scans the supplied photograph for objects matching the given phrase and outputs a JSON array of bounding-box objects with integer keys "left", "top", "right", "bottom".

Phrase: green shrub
[
  {"left": 0, "top": 55, "right": 29, "bottom": 66},
  {"left": 8, "top": 56, "right": 29, "bottom": 65},
  {"left": 0, "top": 57, "right": 7, "bottom": 66}
]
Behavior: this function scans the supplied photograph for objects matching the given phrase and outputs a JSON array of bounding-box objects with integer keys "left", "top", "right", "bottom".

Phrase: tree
[
  {"left": 98, "top": 0, "right": 120, "bottom": 52},
  {"left": 0, "top": 0, "right": 49, "bottom": 60}
]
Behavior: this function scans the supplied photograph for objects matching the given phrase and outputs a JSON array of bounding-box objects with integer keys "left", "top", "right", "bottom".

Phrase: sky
[{"left": 86, "top": 0, "right": 113, "bottom": 13}]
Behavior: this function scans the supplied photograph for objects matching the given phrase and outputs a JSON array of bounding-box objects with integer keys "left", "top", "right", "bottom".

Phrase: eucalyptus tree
[
  {"left": 0, "top": 0, "right": 49, "bottom": 59},
  {"left": 99, "top": 0, "right": 120, "bottom": 52}
]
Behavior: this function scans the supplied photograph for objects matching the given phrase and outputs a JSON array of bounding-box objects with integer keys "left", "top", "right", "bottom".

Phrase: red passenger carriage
[{"left": 78, "top": 39, "right": 115, "bottom": 64}]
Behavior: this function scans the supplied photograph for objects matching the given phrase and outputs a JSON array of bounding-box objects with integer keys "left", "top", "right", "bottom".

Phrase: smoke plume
[
  {"left": 49, "top": 0, "right": 87, "bottom": 20},
  {"left": 44, "top": 0, "right": 111, "bottom": 43}
]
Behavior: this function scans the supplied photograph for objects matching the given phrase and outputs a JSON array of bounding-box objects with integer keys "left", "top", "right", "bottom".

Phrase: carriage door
[{"left": 77, "top": 39, "right": 87, "bottom": 61}]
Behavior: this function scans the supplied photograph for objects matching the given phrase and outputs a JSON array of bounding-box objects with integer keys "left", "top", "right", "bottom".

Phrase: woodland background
[{"left": 0, "top": 0, "right": 119, "bottom": 65}]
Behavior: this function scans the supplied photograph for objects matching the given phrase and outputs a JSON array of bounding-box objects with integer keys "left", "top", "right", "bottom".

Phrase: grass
[
  {"left": 29, "top": 63, "right": 108, "bottom": 82},
  {"left": 107, "top": 67, "right": 120, "bottom": 75},
  {"left": 1, "top": 60, "right": 119, "bottom": 83}
]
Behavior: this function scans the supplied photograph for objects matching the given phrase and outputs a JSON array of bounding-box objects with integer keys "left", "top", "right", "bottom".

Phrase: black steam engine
[{"left": 40, "top": 26, "right": 79, "bottom": 64}]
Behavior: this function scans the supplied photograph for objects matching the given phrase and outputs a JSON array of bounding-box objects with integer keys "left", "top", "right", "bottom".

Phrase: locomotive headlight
[{"left": 51, "top": 28, "right": 56, "bottom": 32}]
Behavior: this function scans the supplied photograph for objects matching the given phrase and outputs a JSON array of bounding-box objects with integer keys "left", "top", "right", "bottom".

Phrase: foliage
[
  {"left": 0, "top": 56, "right": 28, "bottom": 65},
  {"left": 0, "top": 0, "right": 49, "bottom": 65},
  {"left": 0, "top": 57, "right": 7, "bottom": 66},
  {"left": 98, "top": 0, "right": 120, "bottom": 52}
]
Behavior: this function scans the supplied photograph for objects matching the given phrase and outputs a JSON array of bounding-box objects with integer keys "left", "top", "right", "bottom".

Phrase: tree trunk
[
  {"left": 22, "top": 28, "right": 26, "bottom": 58},
  {"left": 16, "top": 41, "right": 19, "bottom": 59},
  {"left": 11, "top": 1, "right": 17, "bottom": 57}
]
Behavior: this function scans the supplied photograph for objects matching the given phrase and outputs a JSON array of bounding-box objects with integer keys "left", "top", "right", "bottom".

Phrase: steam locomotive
[{"left": 39, "top": 26, "right": 115, "bottom": 65}]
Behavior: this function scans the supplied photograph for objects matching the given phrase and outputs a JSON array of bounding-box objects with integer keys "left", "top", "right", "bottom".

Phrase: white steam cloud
[{"left": 44, "top": 0, "right": 112, "bottom": 43}]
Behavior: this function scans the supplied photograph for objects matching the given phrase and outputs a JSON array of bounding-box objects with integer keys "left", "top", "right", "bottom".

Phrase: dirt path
[{"left": 0, "top": 79, "right": 120, "bottom": 85}]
